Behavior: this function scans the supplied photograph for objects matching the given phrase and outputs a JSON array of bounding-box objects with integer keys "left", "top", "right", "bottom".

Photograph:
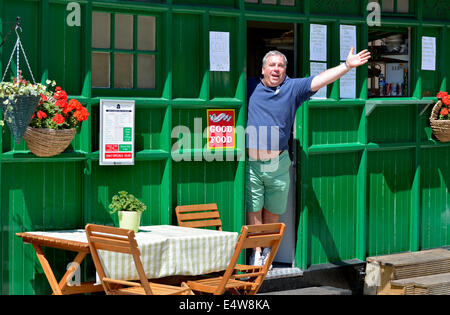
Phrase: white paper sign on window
[
  {"left": 340, "top": 25, "right": 357, "bottom": 61},
  {"left": 210, "top": 31, "right": 230, "bottom": 72},
  {"left": 421, "top": 36, "right": 436, "bottom": 71},
  {"left": 340, "top": 67, "right": 357, "bottom": 99},
  {"left": 310, "top": 24, "right": 327, "bottom": 62},
  {"left": 310, "top": 62, "right": 327, "bottom": 99}
]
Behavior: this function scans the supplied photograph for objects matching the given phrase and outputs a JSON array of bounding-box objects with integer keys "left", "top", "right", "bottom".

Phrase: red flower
[
  {"left": 74, "top": 106, "right": 89, "bottom": 122},
  {"left": 63, "top": 99, "right": 82, "bottom": 114},
  {"left": 55, "top": 99, "right": 67, "bottom": 109},
  {"left": 437, "top": 91, "right": 448, "bottom": 99},
  {"left": 52, "top": 114, "right": 65, "bottom": 125},
  {"left": 442, "top": 95, "right": 450, "bottom": 106},
  {"left": 54, "top": 89, "right": 68, "bottom": 102},
  {"left": 440, "top": 108, "right": 449, "bottom": 116},
  {"left": 55, "top": 86, "right": 61, "bottom": 92},
  {"left": 37, "top": 111, "right": 47, "bottom": 120},
  {"left": 40, "top": 94, "right": 48, "bottom": 102}
]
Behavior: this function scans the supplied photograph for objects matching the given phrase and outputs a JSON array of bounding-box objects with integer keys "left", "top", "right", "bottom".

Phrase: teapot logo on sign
[{"left": 207, "top": 109, "right": 235, "bottom": 149}]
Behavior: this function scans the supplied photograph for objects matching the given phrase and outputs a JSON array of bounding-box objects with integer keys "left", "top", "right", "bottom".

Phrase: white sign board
[
  {"left": 210, "top": 31, "right": 230, "bottom": 72},
  {"left": 310, "top": 24, "right": 327, "bottom": 62},
  {"left": 310, "top": 62, "right": 327, "bottom": 99},
  {"left": 100, "top": 99, "right": 135, "bottom": 165},
  {"left": 340, "top": 25, "right": 357, "bottom": 61},
  {"left": 340, "top": 67, "right": 356, "bottom": 99},
  {"left": 421, "top": 36, "right": 436, "bottom": 71}
]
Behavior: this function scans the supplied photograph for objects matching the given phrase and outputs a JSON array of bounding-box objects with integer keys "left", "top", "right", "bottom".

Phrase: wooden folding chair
[
  {"left": 175, "top": 203, "right": 222, "bottom": 230},
  {"left": 186, "top": 223, "right": 285, "bottom": 295},
  {"left": 85, "top": 224, "right": 193, "bottom": 295}
]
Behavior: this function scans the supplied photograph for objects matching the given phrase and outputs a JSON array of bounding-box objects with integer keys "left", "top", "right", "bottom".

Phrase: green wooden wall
[{"left": 0, "top": 0, "right": 449, "bottom": 294}]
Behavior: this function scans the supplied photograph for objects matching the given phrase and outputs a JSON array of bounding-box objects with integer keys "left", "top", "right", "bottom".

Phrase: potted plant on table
[
  {"left": 429, "top": 91, "right": 450, "bottom": 142},
  {"left": 109, "top": 191, "right": 147, "bottom": 232}
]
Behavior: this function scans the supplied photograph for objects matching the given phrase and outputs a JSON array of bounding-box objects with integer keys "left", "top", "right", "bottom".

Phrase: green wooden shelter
[{"left": 1, "top": 0, "right": 449, "bottom": 294}]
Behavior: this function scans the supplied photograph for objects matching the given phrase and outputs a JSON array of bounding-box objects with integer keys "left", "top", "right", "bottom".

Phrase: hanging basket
[
  {"left": 0, "top": 95, "right": 41, "bottom": 143},
  {"left": 429, "top": 100, "right": 450, "bottom": 142},
  {"left": 24, "top": 127, "right": 76, "bottom": 157}
]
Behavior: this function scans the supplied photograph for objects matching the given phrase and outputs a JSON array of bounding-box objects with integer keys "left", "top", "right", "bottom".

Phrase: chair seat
[
  {"left": 186, "top": 223, "right": 285, "bottom": 295},
  {"left": 187, "top": 277, "right": 254, "bottom": 294},
  {"left": 111, "top": 282, "right": 192, "bottom": 295}
]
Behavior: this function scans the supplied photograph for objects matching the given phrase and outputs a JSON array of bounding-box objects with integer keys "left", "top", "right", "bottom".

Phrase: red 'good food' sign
[{"left": 207, "top": 109, "right": 235, "bottom": 149}]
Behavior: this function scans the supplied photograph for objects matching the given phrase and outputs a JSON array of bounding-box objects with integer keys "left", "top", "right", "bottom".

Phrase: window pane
[
  {"left": 280, "top": 0, "right": 295, "bottom": 5},
  {"left": 397, "top": 0, "right": 409, "bottom": 13},
  {"left": 261, "top": 0, "right": 276, "bottom": 4},
  {"left": 115, "top": 14, "right": 134, "bottom": 50},
  {"left": 137, "top": 55, "right": 156, "bottom": 89},
  {"left": 114, "top": 53, "right": 133, "bottom": 88},
  {"left": 92, "top": 52, "right": 110, "bottom": 88},
  {"left": 382, "top": 0, "right": 394, "bottom": 12},
  {"left": 92, "top": 12, "right": 110, "bottom": 49},
  {"left": 138, "top": 16, "right": 156, "bottom": 51}
]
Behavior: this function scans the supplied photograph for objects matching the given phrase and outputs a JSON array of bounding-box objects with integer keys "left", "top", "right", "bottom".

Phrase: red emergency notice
[{"left": 105, "top": 153, "right": 132, "bottom": 159}]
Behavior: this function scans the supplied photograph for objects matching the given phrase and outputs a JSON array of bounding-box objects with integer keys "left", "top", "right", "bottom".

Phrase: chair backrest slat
[
  {"left": 85, "top": 224, "right": 153, "bottom": 295},
  {"left": 175, "top": 203, "right": 222, "bottom": 230},
  {"left": 215, "top": 223, "right": 285, "bottom": 295}
]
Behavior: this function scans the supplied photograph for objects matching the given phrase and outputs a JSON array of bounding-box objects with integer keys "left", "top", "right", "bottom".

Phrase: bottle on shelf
[
  {"left": 379, "top": 73, "right": 386, "bottom": 96},
  {"left": 403, "top": 68, "right": 408, "bottom": 96}
]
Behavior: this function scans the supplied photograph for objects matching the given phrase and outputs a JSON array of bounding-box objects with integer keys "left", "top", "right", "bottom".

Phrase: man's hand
[
  {"left": 346, "top": 47, "right": 371, "bottom": 69},
  {"left": 310, "top": 47, "right": 371, "bottom": 92}
]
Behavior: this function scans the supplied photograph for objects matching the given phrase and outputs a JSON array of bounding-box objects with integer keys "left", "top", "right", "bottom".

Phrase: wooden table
[
  {"left": 16, "top": 230, "right": 104, "bottom": 295},
  {"left": 16, "top": 225, "right": 238, "bottom": 295}
]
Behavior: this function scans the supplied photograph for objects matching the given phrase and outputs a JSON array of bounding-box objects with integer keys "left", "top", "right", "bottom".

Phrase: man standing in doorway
[{"left": 246, "top": 48, "right": 371, "bottom": 265}]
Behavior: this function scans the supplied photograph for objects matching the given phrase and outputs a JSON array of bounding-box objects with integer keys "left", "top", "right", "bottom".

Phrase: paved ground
[{"left": 258, "top": 286, "right": 352, "bottom": 295}]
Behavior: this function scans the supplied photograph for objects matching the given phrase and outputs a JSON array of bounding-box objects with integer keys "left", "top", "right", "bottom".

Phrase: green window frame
[
  {"left": 91, "top": 10, "right": 161, "bottom": 97},
  {"left": 375, "top": 0, "right": 414, "bottom": 15},
  {"left": 244, "top": 0, "right": 301, "bottom": 12}
]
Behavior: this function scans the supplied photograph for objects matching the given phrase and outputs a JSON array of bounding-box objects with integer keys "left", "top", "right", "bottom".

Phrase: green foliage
[{"left": 109, "top": 191, "right": 147, "bottom": 213}]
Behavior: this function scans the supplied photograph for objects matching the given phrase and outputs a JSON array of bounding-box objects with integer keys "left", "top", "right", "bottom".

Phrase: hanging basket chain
[{"left": 1, "top": 17, "right": 37, "bottom": 85}]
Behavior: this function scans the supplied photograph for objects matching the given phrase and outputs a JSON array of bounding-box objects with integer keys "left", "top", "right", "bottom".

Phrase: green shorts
[{"left": 246, "top": 150, "right": 291, "bottom": 215}]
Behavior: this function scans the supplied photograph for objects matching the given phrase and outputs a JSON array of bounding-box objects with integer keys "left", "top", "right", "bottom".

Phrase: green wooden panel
[
  {"left": 86, "top": 160, "right": 167, "bottom": 226},
  {"left": 310, "top": 0, "right": 361, "bottom": 16},
  {"left": 1, "top": 162, "right": 83, "bottom": 294},
  {"left": 423, "top": 0, "right": 450, "bottom": 20},
  {"left": 172, "top": 13, "right": 203, "bottom": 99},
  {"left": 307, "top": 152, "right": 359, "bottom": 265},
  {"left": 421, "top": 147, "right": 450, "bottom": 249},
  {"left": 309, "top": 107, "right": 362, "bottom": 146},
  {"left": 421, "top": 28, "right": 440, "bottom": 97},
  {"left": 367, "top": 150, "right": 415, "bottom": 256},
  {"left": 135, "top": 107, "right": 166, "bottom": 151},
  {"left": 367, "top": 106, "right": 416, "bottom": 143},
  {"left": 48, "top": 3, "right": 83, "bottom": 95},
  {"left": 172, "top": 160, "right": 239, "bottom": 231},
  {"left": 209, "top": 16, "right": 239, "bottom": 99},
  {"left": 173, "top": 0, "right": 238, "bottom": 7}
]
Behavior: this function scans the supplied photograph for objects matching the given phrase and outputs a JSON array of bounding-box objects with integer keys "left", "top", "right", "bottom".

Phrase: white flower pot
[{"left": 118, "top": 211, "right": 142, "bottom": 232}]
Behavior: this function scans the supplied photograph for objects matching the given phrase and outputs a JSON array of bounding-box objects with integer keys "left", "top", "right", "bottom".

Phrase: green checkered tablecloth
[
  {"left": 99, "top": 225, "right": 238, "bottom": 280},
  {"left": 27, "top": 225, "right": 238, "bottom": 280}
]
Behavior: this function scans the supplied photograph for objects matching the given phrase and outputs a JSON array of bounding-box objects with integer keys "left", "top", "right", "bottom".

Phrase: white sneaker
[
  {"left": 261, "top": 247, "right": 273, "bottom": 270},
  {"left": 249, "top": 250, "right": 263, "bottom": 266}
]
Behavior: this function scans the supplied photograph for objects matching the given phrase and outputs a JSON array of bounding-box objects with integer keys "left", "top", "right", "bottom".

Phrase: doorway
[{"left": 246, "top": 21, "right": 297, "bottom": 266}]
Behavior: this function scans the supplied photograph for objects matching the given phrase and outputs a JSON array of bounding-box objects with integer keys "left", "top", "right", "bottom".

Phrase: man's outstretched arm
[{"left": 311, "top": 47, "right": 371, "bottom": 92}]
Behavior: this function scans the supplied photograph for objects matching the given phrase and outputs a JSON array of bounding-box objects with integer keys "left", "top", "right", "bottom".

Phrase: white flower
[{"left": 46, "top": 79, "right": 52, "bottom": 85}]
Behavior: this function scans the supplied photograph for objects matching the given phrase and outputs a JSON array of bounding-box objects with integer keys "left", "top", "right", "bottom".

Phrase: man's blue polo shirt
[{"left": 246, "top": 75, "right": 316, "bottom": 151}]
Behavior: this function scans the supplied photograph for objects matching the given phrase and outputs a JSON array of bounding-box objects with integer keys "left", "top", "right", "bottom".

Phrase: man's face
[{"left": 261, "top": 55, "right": 287, "bottom": 88}]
